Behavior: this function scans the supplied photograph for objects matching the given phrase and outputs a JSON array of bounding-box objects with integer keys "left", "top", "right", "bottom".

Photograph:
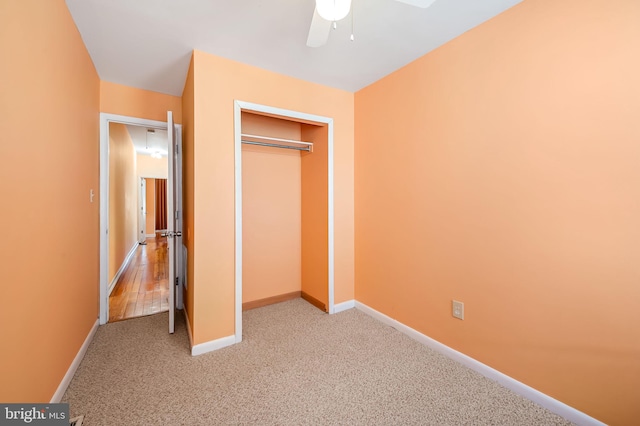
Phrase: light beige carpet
[{"left": 63, "top": 299, "right": 572, "bottom": 425}]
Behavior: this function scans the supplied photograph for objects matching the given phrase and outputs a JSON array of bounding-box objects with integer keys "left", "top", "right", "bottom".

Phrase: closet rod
[
  {"left": 241, "top": 133, "right": 313, "bottom": 152},
  {"left": 241, "top": 140, "right": 311, "bottom": 152}
]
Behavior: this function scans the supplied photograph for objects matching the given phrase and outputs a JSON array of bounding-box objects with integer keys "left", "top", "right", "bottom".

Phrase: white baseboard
[
  {"left": 51, "top": 319, "right": 99, "bottom": 403},
  {"left": 184, "top": 310, "right": 237, "bottom": 356},
  {"left": 333, "top": 299, "right": 355, "bottom": 314},
  {"left": 191, "top": 335, "right": 236, "bottom": 356},
  {"left": 108, "top": 242, "right": 138, "bottom": 295},
  {"left": 354, "top": 301, "right": 605, "bottom": 426}
]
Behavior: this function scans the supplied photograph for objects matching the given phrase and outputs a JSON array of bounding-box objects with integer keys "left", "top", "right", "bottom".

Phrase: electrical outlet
[{"left": 452, "top": 300, "right": 464, "bottom": 320}]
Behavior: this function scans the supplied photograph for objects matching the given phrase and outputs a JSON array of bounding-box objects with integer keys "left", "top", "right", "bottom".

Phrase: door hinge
[
  {"left": 161, "top": 231, "right": 182, "bottom": 238},
  {"left": 175, "top": 277, "right": 179, "bottom": 286}
]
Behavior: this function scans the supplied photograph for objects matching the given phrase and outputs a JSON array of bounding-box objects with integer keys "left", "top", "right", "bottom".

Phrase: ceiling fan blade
[
  {"left": 395, "top": 0, "right": 437, "bottom": 8},
  {"left": 306, "top": 8, "right": 332, "bottom": 47}
]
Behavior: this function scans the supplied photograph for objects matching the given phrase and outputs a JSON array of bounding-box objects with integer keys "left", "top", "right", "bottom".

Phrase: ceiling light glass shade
[{"left": 316, "top": 0, "right": 352, "bottom": 22}]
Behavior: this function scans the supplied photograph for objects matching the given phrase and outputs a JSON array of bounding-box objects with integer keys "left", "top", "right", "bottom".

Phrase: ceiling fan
[{"left": 307, "top": 0, "right": 437, "bottom": 47}]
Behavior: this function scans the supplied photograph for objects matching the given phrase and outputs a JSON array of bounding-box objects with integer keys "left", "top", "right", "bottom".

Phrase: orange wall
[
  {"left": 189, "top": 50, "right": 354, "bottom": 344},
  {"left": 0, "top": 0, "right": 100, "bottom": 402},
  {"left": 181, "top": 55, "right": 195, "bottom": 332},
  {"left": 100, "top": 80, "right": 182, "bottom": 124},
  {"left": 145, "top": 178, "right": 156, "bottom": 235},
  {"left": 354, "top": 0, "right": 640, "bottom": 424},
  {"left": 136, "top": 153, "right": 168, "bottom": 179},
  {"left": 108, "top": 123, "right": 138, "bottom": 283},
  {"left": 241, "top": 113, "right": 302, "bottom": 303},
  {"left": 301, "top": 124, "right": 329, "bottom": 308}
]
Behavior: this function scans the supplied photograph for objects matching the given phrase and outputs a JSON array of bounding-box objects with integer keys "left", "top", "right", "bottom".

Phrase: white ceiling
[
  {"left": 66, "top": 0, "right": 522, "bottom": 96},
  {"left": 127, "top": 126, "right": 168, "bottom": 157}
]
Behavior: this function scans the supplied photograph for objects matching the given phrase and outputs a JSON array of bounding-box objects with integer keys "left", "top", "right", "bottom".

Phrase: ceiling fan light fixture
[{"left": 316, "top": 0, "right": 352, "bottom": 22}]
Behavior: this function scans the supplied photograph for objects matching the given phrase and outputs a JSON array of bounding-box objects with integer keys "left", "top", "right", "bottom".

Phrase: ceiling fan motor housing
[{"left": 316, "top": 0, "right": 352, "bottom": 22}]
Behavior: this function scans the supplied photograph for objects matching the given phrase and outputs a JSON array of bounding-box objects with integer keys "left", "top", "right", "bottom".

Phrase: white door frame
[
  {"left": 233, "top": 100, "right": 335, "bottom": 344},
  {"left": 99, "top": 113, "right": 183, "bottom": 325}
]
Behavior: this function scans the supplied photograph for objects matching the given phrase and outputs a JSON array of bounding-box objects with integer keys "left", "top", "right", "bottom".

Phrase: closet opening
[{"left": 234, "top": 101, "right": 335, "bottom": 343}]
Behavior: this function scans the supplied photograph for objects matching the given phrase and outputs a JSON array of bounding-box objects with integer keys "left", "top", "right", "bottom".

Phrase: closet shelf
[{"left": 241, "top": 133, "right": 313, "bottom": 152}]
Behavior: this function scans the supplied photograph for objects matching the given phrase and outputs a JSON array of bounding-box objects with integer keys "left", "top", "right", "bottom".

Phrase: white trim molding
[
  {"left": 333, "top": 300, "right": 355, "bottom": 313},
  {"left": 108, "top": 242, "right": 138, "bottom": 295},
  {"left": 354, "top": 301, "right": 606, "bottom": 426},
  {"left": 233, "top": 100, "right": 336, "bottom": 343},
  {"left": 184, "top": 309, "right": 237, "bottom": 356},
  {"left": 326, "top": 119, "right": 335, "bottom": 314},
  {"left": 191, "top": 335, "right": 237, "bottom": 357},
  {"left": 233, "top": 101, "right": 243, "bottom": 344},
  {"left": 50, "top": 319, "right": 99, "bottom": 403}
]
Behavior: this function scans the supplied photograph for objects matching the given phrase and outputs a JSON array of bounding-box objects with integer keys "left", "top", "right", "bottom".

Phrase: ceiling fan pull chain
[{"left": 350, "top": 0, "right": 355, "bottom": 41}]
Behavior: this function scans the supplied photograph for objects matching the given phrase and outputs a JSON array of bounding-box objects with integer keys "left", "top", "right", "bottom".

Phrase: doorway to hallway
[
  {"left": 99, "top": 112, "right": 184, "bottom": 332},
  {"left": 109, "top": 235, "right": 169, "bottom": 322}
]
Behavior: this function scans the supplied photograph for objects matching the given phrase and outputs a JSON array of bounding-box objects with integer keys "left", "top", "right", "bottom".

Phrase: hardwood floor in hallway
[{"left": 109, "top": 236, "right": 169, "bottom": 322}]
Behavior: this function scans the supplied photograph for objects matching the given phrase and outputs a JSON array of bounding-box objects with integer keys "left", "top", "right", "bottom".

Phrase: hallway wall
[
  {"left": 137, "top": 153, "right": 168, "bottom": 179},
  {"left": 108, "top": 123, "right": 138, "bottom": 283}
]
